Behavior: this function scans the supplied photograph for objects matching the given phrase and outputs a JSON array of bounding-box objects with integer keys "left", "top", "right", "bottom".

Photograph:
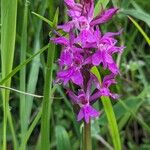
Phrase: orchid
[
  {"left": 67, "top": 76, "right": 100, "bottom": 123},
  {"left": 51, "top": 0, "right": 124, "bottom": 123}
]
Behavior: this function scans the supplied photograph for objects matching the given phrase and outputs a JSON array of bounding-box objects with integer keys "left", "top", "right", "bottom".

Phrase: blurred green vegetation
[{"left": 0, "top": 0, "right": 150, "bottom": 149}]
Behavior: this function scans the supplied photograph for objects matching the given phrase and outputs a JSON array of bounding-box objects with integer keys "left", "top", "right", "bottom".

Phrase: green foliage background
[{"left": 0, "top": 0, "right": 150, "bottom": 149}]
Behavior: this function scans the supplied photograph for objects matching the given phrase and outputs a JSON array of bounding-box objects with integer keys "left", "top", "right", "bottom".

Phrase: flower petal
[
  {"left": 108, "top": 63, "right": 119, "bottom": 74},
  {"left": 92, "top": 52, "right": 102, "bottom": 66},
  {"left": 102, "top": 73, "right": 116, "bottom": 88},
  {"left": 77, "top": 108, "right": 84, "bottom": 121},
  {"left": 51, "top": 37, "right": 69, "bottom": 46},
  {"left": 71, "top": 70, "right": 83, "bottom": 85},
  {"left": 59, "top": 50, "right": 72, "bottom": 66},
  {"left": 67, "top": 90, "right": 79, "bottom": 104},
  {"left": 78, "top": 105, "right": 100, "bottom": 123},
  {"left": 58, "top": 21, "right": 74, "bottom": 32},
  {"left": 90, "top": 8, "right": 118, "bottom": 26}
]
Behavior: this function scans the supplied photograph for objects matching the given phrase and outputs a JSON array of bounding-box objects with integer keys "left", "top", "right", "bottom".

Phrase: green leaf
[
  {"left": 122, "top": 9, "right": 150, "bottom": 27},
  {"left": 32, "top": 12, "right": 53, "bottom": 27},
  {"left": 94, "top": 0, "right": 110, "bottom": 16},
  {"left": 128, "top": 16, "right": 150, "bottom": 45},
  {"left": 99, "top": 98, "right": 142, "bottom": 126},
  {"left": 55, "top": 125, "right": 71, "bottom": 150},
  {"left": 111, "top": 0, "right": 119, "bottom": 7},
  {"left": 131, "top": 0, "right": 144, "bottom": 12},
  {"left": 53, "top": 8, "right": 59, "bottom": 28},
  {"left": 90, "top": 66, "right": 101, "bottom": 83},
  {"left": 101, "top": 96, "right": 121, "bottom": 150},
  {"left": 0, "top": 45, "right": 49, "bottom": 85},
  {"left": 19, "top": 86, "right": 57, "bottom": 149},
  {"left": 20, "top": 2, "right": 28, "bottom": 148},
  {"left": 41, "top": 43, "right": 55, "bottom": 149},
  {"left": 19, "top": 108, "right": 42, "bottom": 149},
  {"left": 25, "top": 1, "right": 49, "bottom": 148},
  {"left": 91, "top": 66, "right": 121, "bottom": 150},
  {"left": 1, "top": 0, "right": 18, "bottom": 149}
]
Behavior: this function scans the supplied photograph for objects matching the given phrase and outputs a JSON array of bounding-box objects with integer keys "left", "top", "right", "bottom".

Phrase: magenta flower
[
  {"left": 77, "top": 105, "right": 100, "bottom": 123},
  {"left": 52, "top": 32, "right": 84, "bottom": 86},
  {"left": 51, "top": 0, "right": 124, "bottom": 123},
  {"left": 94, "top": 74, "right": 120, "bottom": 99},
  {"left": 91, "top": 28, "right": 124, "bottom": 74},
  {"left": 67, "top": 76, "right": 101, "bottom": 123}
]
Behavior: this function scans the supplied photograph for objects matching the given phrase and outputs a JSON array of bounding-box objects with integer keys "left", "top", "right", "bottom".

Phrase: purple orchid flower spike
[{"left": 51, "top": 0, "right": 124, "bottom": 123}]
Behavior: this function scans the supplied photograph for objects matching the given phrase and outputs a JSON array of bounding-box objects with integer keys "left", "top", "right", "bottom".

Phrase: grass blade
[
  {"left": 94, "top": 0, "right": 110, "bottom": 16},
  {"left": 20, "top": 1, "right": 28, "bottom": 149},
  {"left": 101, "top": 96, "right": 121, "bottom": 150},
  {"left": 32, "top": 12, "right": 53, "bottom": 27},
  {"left": 128, "top": 16, "right": 150, "bottom": 45},
  {"left": 19, "top": 108, "right": 42, "bottom": 149},
  {"left": 122, "top": 9, "right": 150, "bottom": 27},
  {"left": 0, "top": 45, "right": 49, "bottom": 85},
  {"left": 19, "top": 86, "right": 56, "bottom": 149},
  {"left": 25, "top": 0, "right": 48, "bottom": 140},
  {"left": 119, "top": 100, "right": 150, "bottom": 134},
  {"left": 91, "top": 66, "right": 121, "bottom": 150},
  {"left": 40, "top": 43, "right": 55, "bottom": 149},
  {"left": 1, "top": 0, "right": 17, "bottom": 149}
]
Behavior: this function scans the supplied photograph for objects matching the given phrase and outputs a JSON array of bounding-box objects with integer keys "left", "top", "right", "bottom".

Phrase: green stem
[
  {"left": 2, "top": 96, "right": 7, "bottom": 150},
  {"left": 7, "top": 108, "right": 18, "bottom": 150},
  {"left": 20, "top": 2, "right": 28, "bottom": 149},
  {"left": 83, "top": 121, "right": 92, "bottom": 150},
  {"left": 1, "top": 0, "right": 17, "bottom": 149},
  {"left": 41, "top": 43, "right": 55, "bottom": 149},
  {"left": 19, "top": 108, "right": 42, "bottom": 149}
]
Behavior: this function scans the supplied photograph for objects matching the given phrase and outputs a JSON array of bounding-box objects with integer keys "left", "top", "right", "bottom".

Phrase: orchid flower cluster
[{"left": 51, "top": 0, "right": 124, "bottom": 123}]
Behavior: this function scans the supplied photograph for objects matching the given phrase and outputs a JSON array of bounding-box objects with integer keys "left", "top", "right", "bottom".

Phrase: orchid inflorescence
[{"left": 51, "top": 0, "right": 124, "bottom": 123}]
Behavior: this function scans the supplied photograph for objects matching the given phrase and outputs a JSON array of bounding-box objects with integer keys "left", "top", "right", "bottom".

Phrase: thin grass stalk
[
  {"left": 0, "top": 45, "right": 49, "bottom": 85},
  {"left": 1, "top": 0, "right": 17, "bottom": 149},
  {"left": 41, "top": 43, "right": 55, "bottom": 149},
  {"left": 91, "top": 67, "right": 121, "bottom": 150},
  {"left": 19, "top": 108, "right": 42, "bottom": 149},
  {"left": 25, "top": 0, "right": 48, "bottom": 134},
  {"left": 83, "top": 121, "right": 92, "bottom": 150},
  {"left": 19, "top": 86, "right": 56, "bottom": 149},
  {"left": 7, "top": 109, "right": 18, "bottom": 149},
  {"left": 101, "top": 96, "right": 121, "bottom": 150},
  {"left": 20, "top": 2, "right": 28, "bottom": 149}
]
